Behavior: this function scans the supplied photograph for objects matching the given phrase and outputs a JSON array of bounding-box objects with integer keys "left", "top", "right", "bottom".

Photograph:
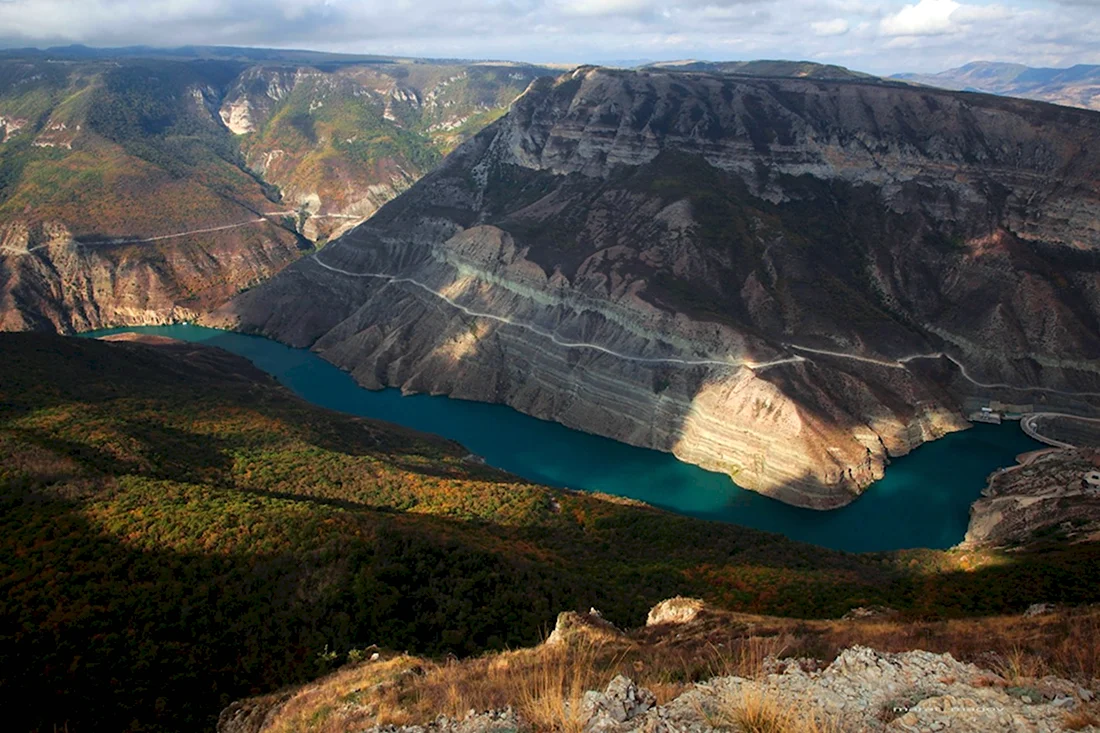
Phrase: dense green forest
[{"left": 3, "top": 333, "right": 1100, "bottom": 732}]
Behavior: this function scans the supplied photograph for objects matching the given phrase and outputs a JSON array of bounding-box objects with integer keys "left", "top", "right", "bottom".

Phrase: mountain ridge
[{"left": 222, "top": 65, "right": 1100, "bottom": 508}]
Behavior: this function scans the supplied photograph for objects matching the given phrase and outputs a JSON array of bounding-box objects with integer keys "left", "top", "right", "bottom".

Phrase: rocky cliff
[
  {"left": 0, "top": 217, "right": 304, "bottom": 332},
  {"left": 963, "top": 448, "right": 1100, "bottom": 548},
  {"left": 224, "top": 66, "right": 1100, "bottom": 508}
]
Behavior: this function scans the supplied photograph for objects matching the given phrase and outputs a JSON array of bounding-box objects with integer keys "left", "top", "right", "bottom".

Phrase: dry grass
[
  {"left": 705, "top": 683, "right": 842, "bottom": 733},
  {"left": 986, "top": 646, "right": 1049, "bottom": 686},
  {"left": 515, "top": 640, "right": 612, "bottom": 733},
  {"left": 736, "top": 606, "right": 1100, "bottom": 684},
  {"left": 251, "top": 605, "right": 1100, "bottom": 733},
  {"left": 1064, "top": 703, "right": 1100, "bottom": 731}
]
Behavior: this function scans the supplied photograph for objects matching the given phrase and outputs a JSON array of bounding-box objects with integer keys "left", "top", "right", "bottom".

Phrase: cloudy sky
[{"left": 0, "top": 0, "right": 1097, "bottom": 74}]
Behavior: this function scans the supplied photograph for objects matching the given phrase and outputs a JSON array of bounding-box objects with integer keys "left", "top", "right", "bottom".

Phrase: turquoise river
[{"left": 88, "top": 325, "right": 1043, "bottom": 553}]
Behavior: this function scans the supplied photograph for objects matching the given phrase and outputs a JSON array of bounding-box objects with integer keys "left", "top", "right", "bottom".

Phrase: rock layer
[
  {"left": 1, "top": 218, "right": 304, "bottom": 332},
  {"left": 963, "top": 448, "right": 1100, "bottom": 548},
  {"left": 225, "top": 67, "right": 1100, "bottom": 508}
]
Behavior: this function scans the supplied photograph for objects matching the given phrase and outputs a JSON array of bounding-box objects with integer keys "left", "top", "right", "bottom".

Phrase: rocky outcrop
[
  {"left": 350, "top": 647, "right": 1094, "bottom": 733},
  {"left": 545, "top": 609, "right": 622, "bottom": 646},
  {"left": 225, "top": 66, "right": 1100, "bottom": 508},
  {"left": 646, "top": 597, "right": 705, "bottom": 627},
  {"left": 962, "top": 448, "right": 1100, "bottom": 548},
  {"left": 0, "top": 218, "right": 304, "bottom": 333}
]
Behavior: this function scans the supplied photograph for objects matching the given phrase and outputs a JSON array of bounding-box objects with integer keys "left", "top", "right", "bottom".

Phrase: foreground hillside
[
  {"left": 3, "top": 333, "right": 1100, "bottom": 732},
  {"left": 222, "top": 600, "right": 1100, "bottom": 733},
  {"left": 225, "top": 65, "right": 1100, "bottom": 509},
  {"left": 0, "top": 48, "right": 550, "bottom": 332}
]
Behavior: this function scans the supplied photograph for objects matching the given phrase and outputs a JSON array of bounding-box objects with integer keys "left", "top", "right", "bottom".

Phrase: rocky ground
[
  {"left": 219, "top": 599, "right": 1100, "bottom": 733},
  {"left": 963, "top": 448, "right": 1100, "bottom": 548},
  {"left": 364, "top": 646, "right": 1098, "bottom": 733}
]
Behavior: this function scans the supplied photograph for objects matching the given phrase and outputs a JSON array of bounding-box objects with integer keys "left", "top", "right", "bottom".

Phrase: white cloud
[
  {"left": 0, "top": 0, "right": 1096, "bottom": 76},
  {"left": 811, "top": 18, "right": 850, "bottom": 36},
  {"left": 881, "top": 0, "right": 960, "bottom": 36}
]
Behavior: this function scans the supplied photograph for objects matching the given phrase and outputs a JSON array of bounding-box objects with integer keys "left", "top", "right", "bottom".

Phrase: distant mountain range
[
  {"left": 893, "top": 61, "right": 1100, "bottom": 111},
  {"left": 646, "top": 59, "right": 873, "bottom": 80}
]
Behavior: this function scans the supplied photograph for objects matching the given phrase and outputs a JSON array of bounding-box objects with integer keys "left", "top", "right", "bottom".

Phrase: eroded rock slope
[{"left": 226, "top": 67, "right": 1100, "bottom": 508}]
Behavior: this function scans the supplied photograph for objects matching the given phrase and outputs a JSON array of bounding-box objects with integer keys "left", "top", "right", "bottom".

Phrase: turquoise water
[{"left": 86, "top": 324, "right": 1043, "bottom": 553}]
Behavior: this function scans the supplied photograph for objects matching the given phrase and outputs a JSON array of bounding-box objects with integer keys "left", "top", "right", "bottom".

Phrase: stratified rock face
[
  {"left": 962, "top": 448, "right": 1100, "bottom": 548},
  {"left": 1, "top": 218, "right": 304, "bottom": 333},
  {"left": 225, "top": 67, "right": 1100, "bottom": 509}
]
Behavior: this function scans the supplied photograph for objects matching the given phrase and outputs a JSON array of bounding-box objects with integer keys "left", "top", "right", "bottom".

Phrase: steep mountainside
[
  {"left": 0, "top": 50, "right": 550, "bottom": 332},
  {"left": 894, "top": 61, "right": 1100, "bottom": 111},
  {"left": 0, "top": 57, "right": 307, "bottom": 331},
  {"left": 225, "top": 66, "right": 1100, "bottom": 508},
  {"left": 223, "top": 61, "right": 547, "bottom": 242},
  {"left": 4, "top": 332, "right": 1100, "bottom": 732}
]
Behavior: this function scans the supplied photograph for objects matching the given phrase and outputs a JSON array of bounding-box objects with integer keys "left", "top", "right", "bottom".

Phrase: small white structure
[{"left": 1085, "top": 471, "right": 1100, "bottom": 489}]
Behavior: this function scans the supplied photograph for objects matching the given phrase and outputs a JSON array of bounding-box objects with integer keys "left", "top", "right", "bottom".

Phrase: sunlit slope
[{"left": 229, "top": 62, "right": 547, "bottom": 242}]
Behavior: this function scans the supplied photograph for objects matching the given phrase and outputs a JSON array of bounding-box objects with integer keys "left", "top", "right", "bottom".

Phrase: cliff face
[
  {"left": 225, "top": 67, "right": 1100, "bottom": 508},
  {"left": 0, "top": 218, "right": 304, "bottom": 332},
  {"left": 963, "top": 448, "right": 1100, "bottom": 548}
]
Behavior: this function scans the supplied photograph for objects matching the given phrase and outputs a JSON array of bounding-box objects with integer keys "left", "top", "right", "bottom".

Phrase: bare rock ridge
[{"left": 225, "top": 66, "right": 1100, "bottom": 509}]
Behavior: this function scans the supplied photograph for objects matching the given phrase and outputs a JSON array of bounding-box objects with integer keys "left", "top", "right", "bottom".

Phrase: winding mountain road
[
  {"left": 308, "top": 252, "right": 806, "bottom": 370},
  {"left": 0, "top": 211, "right": 365, "bottom": 256},
  {"left": 1020, "top": 413, "right": 1100, "bottom": 448},
  {"left": 310, "top": 250, "right": 1100, "bottom": 402}
]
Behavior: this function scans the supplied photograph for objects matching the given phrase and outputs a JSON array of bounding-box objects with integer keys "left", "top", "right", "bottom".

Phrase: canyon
[
  {"left": 0, "top": 49, "right": 549, "bottom": 332},
  {"left": 223, "top": 66, "right": 1100, "bottom": 509}
]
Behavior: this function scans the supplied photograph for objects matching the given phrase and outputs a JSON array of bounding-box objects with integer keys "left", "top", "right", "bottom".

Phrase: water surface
[{"left": 87, "top": 324, "right": 1042, "bottom": 552}]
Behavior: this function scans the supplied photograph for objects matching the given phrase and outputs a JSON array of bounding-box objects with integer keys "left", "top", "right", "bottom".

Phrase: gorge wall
[{"left": 215, "top": 68, "right": 1100, "bottom": 507}]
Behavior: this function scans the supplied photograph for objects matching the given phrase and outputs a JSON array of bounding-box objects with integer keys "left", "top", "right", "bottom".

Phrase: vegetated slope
[
  {"left": 647, "top": 59, "right": 874, "bottom": 80},
  {"left": 225, "top": 65, "right": 1100, "bottom": 509},
  {"left": 3, "top": 333, "right": 1100, "bottom": 732},
  {"left": 0, "top": 49, "right": 552, "bottom": 333},
  {"left": 0, "top": 57, "right": 306, "bottom": 332},
  {"left": 224, "top": 61, "right": 549, "bottom": 242},
  {"left": 893, "top": 61, "right": 1100, "bottom": 111}
]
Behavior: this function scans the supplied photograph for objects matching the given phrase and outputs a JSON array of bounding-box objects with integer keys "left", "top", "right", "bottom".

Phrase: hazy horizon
[{"left": 0, "top": 0, "right": 1097, "bottom": 76}]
